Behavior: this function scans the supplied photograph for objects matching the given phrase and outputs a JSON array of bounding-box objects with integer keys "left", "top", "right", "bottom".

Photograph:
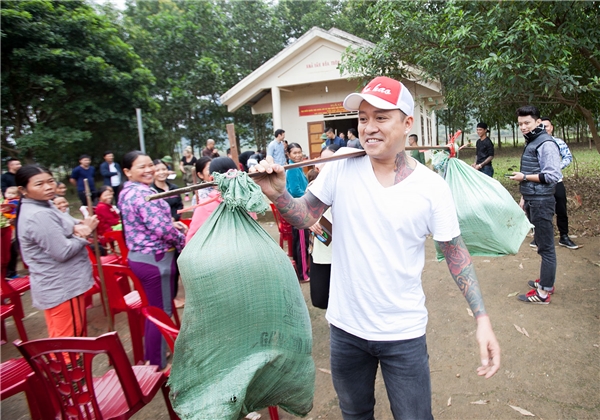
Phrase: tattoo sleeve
[
  {"left": 273, "top": 190, "right": 329, "bottom": 228},
  {"left": 437, "top": 235, "right": 487, "bottom": 318}
]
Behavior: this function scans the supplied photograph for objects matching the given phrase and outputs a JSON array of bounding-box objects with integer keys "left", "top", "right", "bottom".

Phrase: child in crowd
[
  {"left": 95, "top": 186, "right": 121, "bottom": 245},
  {"left": 53, "top": 196, "right": 70, "bottom": 214},
  {"left": 3, "top": 187, "right": 20, "bottom": 218}
]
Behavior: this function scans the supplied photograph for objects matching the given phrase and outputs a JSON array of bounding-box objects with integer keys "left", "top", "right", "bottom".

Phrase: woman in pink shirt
[{"left": 186, "top": 157, "right": 238, "bottom": 244}]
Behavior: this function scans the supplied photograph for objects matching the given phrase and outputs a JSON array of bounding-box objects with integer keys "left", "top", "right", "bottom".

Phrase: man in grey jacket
[{"left": 509, "top": 105, "right": 561, "bottom": 304}]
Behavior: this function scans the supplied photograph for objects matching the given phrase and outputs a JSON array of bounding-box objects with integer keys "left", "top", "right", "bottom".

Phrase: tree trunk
[
  {"left": 574, "top": 104, "right": 599, "bottom": 152},
  {"left": 562, "top": 125, "right": 566, "bottom": 142},
  {"left": 576, "top": 121, "right": 580, "bottom": 142},
  {"left": 497, "top": 122, "right": 501, "bottom": 149},
  {"left": 512, "top": 123, "right": 516, "bottom": 147}
]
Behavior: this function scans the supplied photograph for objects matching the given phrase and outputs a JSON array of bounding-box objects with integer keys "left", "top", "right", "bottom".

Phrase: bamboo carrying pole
[
  {"left": 146, "top": 144, "right": 459, "bottom": 202},
  {"left": 84, "top": 179, "right": 114, "bottom": 332}
]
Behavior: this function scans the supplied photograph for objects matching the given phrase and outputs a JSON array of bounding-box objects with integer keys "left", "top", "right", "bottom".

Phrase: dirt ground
[{"left": 2, "top": 212, "right": 599, "bottom": 419}]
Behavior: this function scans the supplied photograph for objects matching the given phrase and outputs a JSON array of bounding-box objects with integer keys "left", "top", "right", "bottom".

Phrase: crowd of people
[{"left": 0, "top": 74, "right": 582, "bottom": 417}]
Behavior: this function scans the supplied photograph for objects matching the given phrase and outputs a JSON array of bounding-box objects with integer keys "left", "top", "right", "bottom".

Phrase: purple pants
[{"left": 128, "top": 250, "right": 176, "bottom": 368}]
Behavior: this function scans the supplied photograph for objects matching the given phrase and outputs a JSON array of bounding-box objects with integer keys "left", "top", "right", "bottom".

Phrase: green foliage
[
  {"left": 1, "top": 0, "right": 158, "bottom": 165},
  {"left": 343, "top": 1, "right": 600, "bottom": 152}
]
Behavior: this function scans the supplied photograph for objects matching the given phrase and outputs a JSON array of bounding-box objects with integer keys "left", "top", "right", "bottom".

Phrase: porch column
[{"left": 271, "top": 86, "right": 282, "bottom": 130}]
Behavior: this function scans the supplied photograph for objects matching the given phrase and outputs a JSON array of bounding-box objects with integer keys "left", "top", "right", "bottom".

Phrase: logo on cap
[{"left": 362, "top": 79, "right": 400, "bottom": 104}]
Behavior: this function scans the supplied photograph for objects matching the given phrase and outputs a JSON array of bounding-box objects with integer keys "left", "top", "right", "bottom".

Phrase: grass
[
  {"left": 456, "top": 143, "right": 600, "bottom": 197},
  {"left": 455, "top": 143, "right": 600, "bottom": 236}
]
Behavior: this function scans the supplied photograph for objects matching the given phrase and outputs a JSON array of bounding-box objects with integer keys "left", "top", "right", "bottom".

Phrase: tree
[
  {"left": 1, "top": 0, "right": 158, "bottom": 166},
  {"left": 123, "top": 0, "right": 236, "bottom": 155},
  {"left": 343, "top": 1, "right": 600, "bottom": 152}
]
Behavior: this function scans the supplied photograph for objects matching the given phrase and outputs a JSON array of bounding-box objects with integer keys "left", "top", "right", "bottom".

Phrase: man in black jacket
[{"left": 509, "top": 106, "right": 561, "bottom": 304}]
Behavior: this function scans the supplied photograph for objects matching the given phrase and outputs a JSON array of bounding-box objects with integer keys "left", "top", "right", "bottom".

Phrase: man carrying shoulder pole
[{"left": 251, "top": 76, "right": 500, "bottom": 419}]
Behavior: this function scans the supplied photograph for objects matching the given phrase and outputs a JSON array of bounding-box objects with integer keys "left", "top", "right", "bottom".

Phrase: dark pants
[
  {"left": 6, "top": 238, "right": 19, "bottom": 277},
  {"left": 77, "top": 190, "right": 97, "bottom": 206},
  {"left": 111, "top": 184, "right": 123, "bottom": 204},
  {"left": 555, "top": 181, "right": 568, "bottom": 236},
  {"left": 309, "top": 257, "right": 330, "bottom": 309},
  {"left": 330, "top": 325, "right": 433, "bottom": 420},
  {"left": 128, "top": 250, "right": 176, "bottom": 369},
  {"left": 480, "top": 164, "right": 494, "bottom": 177},
  {"left": 525, "top": 197, "right": 556, "bottom": 290}
]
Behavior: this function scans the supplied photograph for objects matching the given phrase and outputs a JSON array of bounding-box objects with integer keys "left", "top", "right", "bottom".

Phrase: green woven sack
[
  {"left": 436, "top": 158, "right": 533, "bottom": 260},
  {"left": 169, "top": 171, "right": 315, "bottom": 419}
]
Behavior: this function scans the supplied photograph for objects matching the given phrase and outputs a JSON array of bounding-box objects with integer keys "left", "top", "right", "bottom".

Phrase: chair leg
[
  {"left": 11, "top": 293, "right": 25, "bottom": 320},
  {"left": 13, "top": 313, "right": 28, "bottom": 342},
  {"left": 1, "top": 319, "right": 7, "bottom": 344},
  {"left": 268, "top": 406, "right": 279, "bottom": 420},
  {"left": 161, "top": 384, "right": 180, "bottom": 420},
  {"left": 127, "top": 311, "right": 145, "bottom": 365}
]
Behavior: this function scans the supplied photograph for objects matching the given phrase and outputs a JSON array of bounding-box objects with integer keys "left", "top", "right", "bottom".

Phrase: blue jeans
[
  {"left": 525, "top": 197, "right": 556, "bottom": 290},
  {"left": 330, "top": 325, "right": 433, "bottom": 420},
  {"left": 480, "top": 164, "right": 494, "bottom": 177}
]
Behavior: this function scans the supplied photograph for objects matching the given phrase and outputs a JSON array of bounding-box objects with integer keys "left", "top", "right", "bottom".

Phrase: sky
[{"left": 92, "top": 0, "right": 127, "bottom": 10}]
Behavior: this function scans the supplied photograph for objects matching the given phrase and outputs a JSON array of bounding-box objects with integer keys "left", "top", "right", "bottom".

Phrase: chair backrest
[
  {"left": 14, "top": 332, "right": 145, "bottom": 418},
  {"left": 269, "top": 203, "right": 292, "bottom": 234},
  {"left": 141, "top": 306, "right": 179, "bottom": 353},
  {"left": 101, "top": 264, "right": 149, "bottom": 313},
  {"left": 102, "top": 230, "right": 129, "bottom": 261}
]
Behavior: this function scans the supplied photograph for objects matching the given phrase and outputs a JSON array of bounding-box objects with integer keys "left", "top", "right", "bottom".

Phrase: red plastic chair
[
  {"left": 1, "top": 275, "right": 30, "bottom": 320},
  {"left": 179, "top": 218, "right": 192, "bottom": 228},
  {"left": 270, "top": 203, "right": 293, "bottom": 257},
  {"left": 1, "top": 303, "right": 28, "bottom": 344},
  {"left": 141, "top": 306, "right": 279, "bottom": 420},
  {"left": 101, "top": 264, "right": 149, "bottom": 365},
  {"left": 14, "top": 331, "right": 177, "bottom": 419},
  {"left": 103, "top": 230, "right": 129, "bottom": 262},
  {"left": 86, "top": 245, "right": 121, "bottom": 266},
  {"left": 0, "top": 357, "right": 49, "bottom": 420}
]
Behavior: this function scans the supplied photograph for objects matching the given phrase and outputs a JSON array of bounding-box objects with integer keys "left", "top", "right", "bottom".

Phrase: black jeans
[
  {"left": 526, "top": 197, "right": 557, "bottom": 290},
  {"left": 330, "top": 326, "right": 433, "bottom": 420},
  {"left": 554, "top": 181, "right": 568, "bottom": 236}
]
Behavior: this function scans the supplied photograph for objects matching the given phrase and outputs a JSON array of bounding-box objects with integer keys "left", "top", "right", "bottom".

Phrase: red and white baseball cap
[{"left": 343, "top": 76, "right": 414, "bottom": 117}]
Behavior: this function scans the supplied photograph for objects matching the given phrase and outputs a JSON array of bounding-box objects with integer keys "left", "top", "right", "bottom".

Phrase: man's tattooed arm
[
  {"left": 273, "top": 190, "right": 329, "bottom": 229},
  {"left": 437, "top": 235, "right": 487, "bottom": 318}
]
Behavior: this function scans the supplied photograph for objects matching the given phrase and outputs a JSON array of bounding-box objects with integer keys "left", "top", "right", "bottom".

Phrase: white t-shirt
[
  {"left": 109, "top": 163, "right": 121, "bottom": 187},
  {"left": 309, "top": 154, "right": 460, "bottom": 341}
]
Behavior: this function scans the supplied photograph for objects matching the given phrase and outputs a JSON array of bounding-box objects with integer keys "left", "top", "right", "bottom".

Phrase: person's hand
[
  {"left": 309, "top": 222, "right": 323, "bottom": 236},
  {"left": 73, "top": 224, "right": 92, "bottom": 238},
  {"left": 475, "top": 315, "right": 500, "bottom": 379},
  {"left": 471, "top": 162, "right": 478, "bottom": 168},
  {"left": 248, "top": 156, "right": 287, "bottom": 200},
  {"left": 519, "top": 196, "right": 525, "bottom": 211},
  {"left": 173, "top": 221, "right": 188, "bottom": 234},
  {"left": 81, "top": 215, "right": 99, "bottom": 231},
  {"left": 509, "top": 172, "right": 524, "bottom": 182}
]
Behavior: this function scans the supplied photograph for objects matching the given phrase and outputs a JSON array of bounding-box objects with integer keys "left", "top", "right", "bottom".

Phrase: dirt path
[{"left": 2, "top": 217, "right": 598, "bottom": 419}]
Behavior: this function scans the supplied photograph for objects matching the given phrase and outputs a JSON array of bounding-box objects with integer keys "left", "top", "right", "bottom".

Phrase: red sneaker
[
  {"left": 527, "top": 279, "right": 555, "bottom": 294},
  {"left": 518, "top": 288, "right": 551, "bottom": 304}
]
